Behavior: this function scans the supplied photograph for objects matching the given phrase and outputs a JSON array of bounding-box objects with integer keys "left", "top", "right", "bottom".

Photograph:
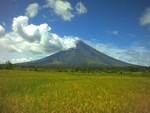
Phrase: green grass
[{"left": 0, "top": 70, "right": 150, "bottom": 113}]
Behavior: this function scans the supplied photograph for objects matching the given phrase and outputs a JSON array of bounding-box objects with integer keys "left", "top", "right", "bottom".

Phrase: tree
[{"left": 6, "top": 60, "right": 12, "bottom": 69}]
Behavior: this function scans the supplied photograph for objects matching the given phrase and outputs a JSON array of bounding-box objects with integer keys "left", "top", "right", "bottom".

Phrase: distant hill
[{"left": 21, "top": 40, "right": 132, "bottom": 66}]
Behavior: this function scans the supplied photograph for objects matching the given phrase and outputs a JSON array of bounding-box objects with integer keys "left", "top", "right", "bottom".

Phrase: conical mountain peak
[{"left": 22, "top": 40, "right": 131, "bottom": 66}]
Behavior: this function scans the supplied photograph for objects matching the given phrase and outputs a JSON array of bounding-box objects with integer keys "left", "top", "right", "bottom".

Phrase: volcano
[{"left": 22, "top": 40, "right": 131, "bottom": 66}]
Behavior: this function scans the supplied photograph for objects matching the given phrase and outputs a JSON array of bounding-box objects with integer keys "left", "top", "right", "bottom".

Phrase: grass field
[{"left": 0, "top": 70, "right": 150, "bottom": 113}]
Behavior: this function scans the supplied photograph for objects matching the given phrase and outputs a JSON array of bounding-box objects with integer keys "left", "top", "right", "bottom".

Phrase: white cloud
[
  {"left": 0, "top": 32, "right": 23, "bottom": 53},
  {"left": 140, "top": 7, "right": 150, "bottom": 26},
  {"left": 25, "top": 3, "right": 39, "bottom": 18},
  {"left": 10, "top": 57, "right": 33, "bottom": 64},
  {"left": 44, "top": 0, "right": 74, "bottom": 21},
  {"left": 0, "top": 15, "right": 79, "bottom": 63},
  {"left": 0, "top": 25, "right": 5, "bottom": 36},
  {"left": 0, "top": 58, "right": 4, "bottom": 64},
  {"left": 12, "top": 16, "right": 41, "bottom": 42},
  {"left": 12, "top": 16, "right": 28, "bottom": 31},
  {"left": 76, "top": 2, "right": 87, "bottom": 14},
  {"left": 119, "top": 47, "right": 150, "bottom": 66},
  {"left": 106, "top": 30, "right": 119, "bottom": 35},
  {"left": 86, "top": 41, "right": 150, "bottom": 66}
]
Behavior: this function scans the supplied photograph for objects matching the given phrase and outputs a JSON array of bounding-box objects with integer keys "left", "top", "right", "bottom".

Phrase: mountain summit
[{"left": 23, "top": 40, "right": 131, "bottom": 66}]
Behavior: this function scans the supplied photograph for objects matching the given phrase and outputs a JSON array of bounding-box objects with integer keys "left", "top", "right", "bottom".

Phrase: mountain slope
[{"left": 23, "top": 40, "right": 131, "bottom": 66}]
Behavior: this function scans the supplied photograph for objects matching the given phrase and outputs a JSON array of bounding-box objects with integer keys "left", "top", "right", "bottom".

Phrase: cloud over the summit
[
  {"left": 0, "top": 16, "right": 79, "bottom": 55},
  {"left": 25, "top": 3, "right": 39, "bottom": 18}
]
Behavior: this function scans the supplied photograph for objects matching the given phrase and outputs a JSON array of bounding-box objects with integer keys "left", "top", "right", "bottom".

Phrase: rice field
[{"left": 0, "top": 70, "right": 150, "bottom": 113}]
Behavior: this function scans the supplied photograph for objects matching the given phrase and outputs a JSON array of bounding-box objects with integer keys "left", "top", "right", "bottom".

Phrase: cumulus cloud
[
  {"left": 75, "top": 2, "right": 87, "bottom": 14},
  {"left": 0, "top": 16, "right": 79, "bottom": 61},
  {"left": 12, "top": 16, "right": 41, "bottom": 42},
  {"left": 25, "top": 3, "right": 39, "bottom": 18},
  {"left": 140, "top": 7, "right": 150, "bottom": 26},
  {"left": 86, "top": 41, "right": 150, "bottom": 66},
  {"left": 106, "top": 30, "right": 119, "bottom": 35},
  {"left": 0, "top": 25, "right": 5, "bottom": 36},
  {"left": 0, "top": 32, "right": 23, "bottom": 53},
  {"left": 44, "top": 0, "right": 74, "bottom": 21}
]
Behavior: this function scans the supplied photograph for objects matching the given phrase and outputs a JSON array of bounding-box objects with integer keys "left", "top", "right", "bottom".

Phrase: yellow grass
[{"left": 0, "top": 70, "right": 150, "bottom": 113}]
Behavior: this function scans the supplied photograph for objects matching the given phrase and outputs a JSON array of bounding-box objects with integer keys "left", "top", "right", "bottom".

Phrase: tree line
[{"left": 0, "top": 61, "right": 150, "bottom": 73}]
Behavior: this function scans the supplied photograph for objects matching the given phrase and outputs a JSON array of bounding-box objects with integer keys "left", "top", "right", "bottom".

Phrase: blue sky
[{"left": 0, "top": 0, "right": 150, "bottom": 66}]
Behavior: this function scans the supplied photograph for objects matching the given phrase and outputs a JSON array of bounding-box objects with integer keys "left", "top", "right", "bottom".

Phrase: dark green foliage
[
  {"left": 0, "top": 64, "right": 150, "bottom": 74},
  {"left": 5, "top": 61, "right": 13, "bottom": 69}
]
